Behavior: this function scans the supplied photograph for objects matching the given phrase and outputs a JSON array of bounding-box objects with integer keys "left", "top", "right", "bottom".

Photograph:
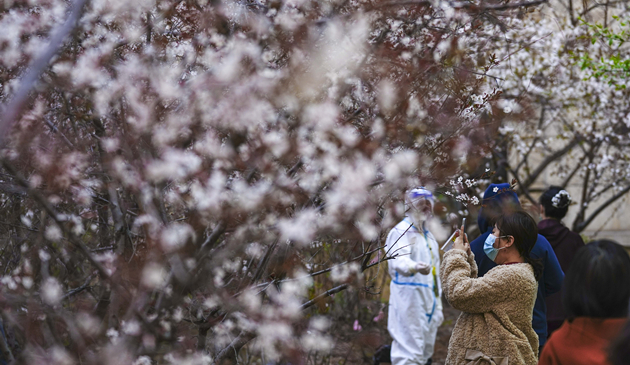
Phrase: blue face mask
[{"left": 483, "top": 234, "right": 507, "bottom": 262}]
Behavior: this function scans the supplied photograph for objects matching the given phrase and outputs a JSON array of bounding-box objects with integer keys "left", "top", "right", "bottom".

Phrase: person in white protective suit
[{"left": 384, "top": 187, "right": 444, "bottom": 365}]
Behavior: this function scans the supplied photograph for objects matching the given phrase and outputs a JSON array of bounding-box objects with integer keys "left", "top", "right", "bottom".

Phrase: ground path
[
  {"left": 329, "top": 300, "right": 460, "bottom": 364},
  {"left": 432, "top": 302, "right": 461, "bottom": 364}
]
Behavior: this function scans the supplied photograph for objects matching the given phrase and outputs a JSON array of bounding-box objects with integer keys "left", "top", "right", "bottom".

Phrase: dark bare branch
[
  {"left": 214, "top": 331, "right": 256, "bottom": 363},
  {"left": 578, "top": 0, "right": 626, "bottom": 17},
  {"left": 300, "top": 284, "right": 349, "bottom": 310},
  {"left": 484, "top": 0, "right": 548, "bottom": 11},
  {"left": 522, "top": 137, "right": 582, "bottom": 188},
  {"left": 574, "top": 183, "right": 630, "bottom": 233},
  {"left": 560, "top": 153, "right": 587, "bottom": 188},
  {"left": 62, "top": 272, "right": 97, "bottom": 300}
]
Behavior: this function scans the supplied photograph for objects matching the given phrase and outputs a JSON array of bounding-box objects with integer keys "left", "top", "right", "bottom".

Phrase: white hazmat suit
[{"left": 385, "top": 189, "right": 443, "bottom": 365}]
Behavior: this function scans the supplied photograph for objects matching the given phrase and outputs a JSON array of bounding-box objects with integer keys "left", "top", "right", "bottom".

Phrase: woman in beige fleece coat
[{"left": 440, "top": 210, "right": 542, "bottom": 365}]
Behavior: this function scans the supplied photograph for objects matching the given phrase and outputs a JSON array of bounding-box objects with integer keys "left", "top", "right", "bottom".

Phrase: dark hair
[
  {"left": 539, "top": 186, "right": 570, "bottom": 220},
  {"left": 563, "top": 240, "right": 630, "bottom": 320},
  {"left": 609, "top": 317, "right": 630, "bottom": 365},
  {"left": 495, "top": 210, "right": 543, "bottom": 281}
]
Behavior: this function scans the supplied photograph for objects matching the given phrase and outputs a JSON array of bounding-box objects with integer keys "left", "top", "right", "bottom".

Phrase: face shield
[{"left": 406, "top": 188, "right": 435, "bottom": 225}]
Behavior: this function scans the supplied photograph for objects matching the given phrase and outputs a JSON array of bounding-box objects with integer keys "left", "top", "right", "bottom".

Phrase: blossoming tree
[
  {"left": 0, "top": 0, "right": 545, "bottom": 363},
  {"left": 479, "top": 2, "right": 630, "bottom": 233}
]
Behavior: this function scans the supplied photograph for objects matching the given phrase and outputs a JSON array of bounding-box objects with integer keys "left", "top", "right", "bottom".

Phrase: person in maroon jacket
[{"left": 538, "top": 186, "right": 585, "bottom": 336}]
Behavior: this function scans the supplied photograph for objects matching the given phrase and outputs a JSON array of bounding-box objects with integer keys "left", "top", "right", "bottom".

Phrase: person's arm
[
  {"left": 453, "top": 226, "right": 477, "bottom": 279},
  {"left": 440, "top": 249, "right": 511, "bottom": 313},
  {"left": 385, "top": 227, "right": 428, "bottom": 276},
  {"left": 537, "top": 236, "right": 564, "bottom": 297}
]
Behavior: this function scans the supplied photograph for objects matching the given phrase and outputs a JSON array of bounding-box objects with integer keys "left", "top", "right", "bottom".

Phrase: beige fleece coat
[{"left": 440, "top": 249, "right": 539, "bottom": 365}]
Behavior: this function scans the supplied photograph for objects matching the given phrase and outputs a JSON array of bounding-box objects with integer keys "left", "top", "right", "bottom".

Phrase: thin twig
[
  {"left": 300, "top": 283, "right": 349, "bottom": 310},
  {"left": 62, "top": 272, "right": 96, "bottom": 300},
  {"left": 214, "top": 331, "right": 256, "bottom": 363},
  {"left": 198, "top": 221, "right": 225, "bottom": 254},
  {"left": 91, "top": 245, "right": 115, "bottom": 253},
  {"left": 44, "top": 119, "right": 75, "bottom": 148},
  {"left": 244, "top": 244, "right": 390, "bottom": 293}
]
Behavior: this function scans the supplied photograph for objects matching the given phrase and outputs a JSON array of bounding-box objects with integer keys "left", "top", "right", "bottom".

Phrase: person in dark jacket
[
  {"left": 470, "top": 183, "right": 564, "bottom": 350},
  {"left": 538, "top": 186, "right": 585, "bottom": 336}
]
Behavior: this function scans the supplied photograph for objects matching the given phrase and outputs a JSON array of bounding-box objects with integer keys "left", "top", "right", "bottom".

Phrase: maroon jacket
[{"left": 538, "top": 219, "right": 585, "bottom": 323}]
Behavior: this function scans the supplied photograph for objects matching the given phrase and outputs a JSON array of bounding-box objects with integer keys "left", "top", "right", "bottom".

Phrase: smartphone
[
  {"left": 441, "top": 232, "right": 456, "bottom": 251},
  {"left": 441, "top": 217, "right": 466, "bottom": 252}
]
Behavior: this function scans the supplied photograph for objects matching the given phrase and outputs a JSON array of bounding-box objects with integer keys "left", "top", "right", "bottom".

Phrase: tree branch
[
  {"left": 560, "top": 152, "right": 587, "bottom": 188},
  {"left": 578, "top": 0, "right": 625, "bottom": 17},
  {"left": 484, "top": 0, "right": 548, "bottom": 11},
  {"left": 573, "top": 148, "right": 595, "bottom": 232},
  {"left": 214, "top": 331, "right": 256, "bottom": 363},
  {"left": 62, "top": 272, "right": 97, "bottom": 300},
  {"left": 376, "top": 0, "right": 548, "bottom": 11},
  {"left": 574, "top": 183, "right": 630, "bottom": 233},
  {"left": 250, "top": 240, "right": 277, "bottom": 284},
  {"left": 198, "top": 221, "right": 225, "bottom": 254},
  {"left": 1, "top": 160, "right": 111, "bottom": 279},
  {"left": 0, "top": 0, "right": 89, "bottom": 149},
  {"left": 522, "top": 137, "right": 582, "bottom": 188},
  {"left": 507, "top": 165, "right": 538, "bottom": 206},
  {"left": 300, "top": 284, "right": 349, "bottom": 310}
]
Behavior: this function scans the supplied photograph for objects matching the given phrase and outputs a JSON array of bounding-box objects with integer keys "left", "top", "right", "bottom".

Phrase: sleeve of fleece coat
[
  {"left": 385, "top": 225, "right": 418, "bottom": 277},
  {"left": 468, "top": 251, "right": 478, "bottom": 279},
  {"left": 440, "top": 249, "right": 513, "bottom": 313}
]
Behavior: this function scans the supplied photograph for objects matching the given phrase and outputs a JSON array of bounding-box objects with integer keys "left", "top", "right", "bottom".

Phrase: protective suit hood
[{"left": 406, "top": 187, "right": 435, "bottom": 227}]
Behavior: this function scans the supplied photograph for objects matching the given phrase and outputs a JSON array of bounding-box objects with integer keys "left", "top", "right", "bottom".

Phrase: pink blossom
[{"left": 373, "top": 310, "right": 385, "bottom": 323}]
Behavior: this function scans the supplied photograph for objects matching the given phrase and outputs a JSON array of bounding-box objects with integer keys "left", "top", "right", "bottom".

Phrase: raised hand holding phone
[
  {"left": 453, "top": 221, "right": 470, "bottom": 255},
  {"left": 442, "top": 218, "right": 467, "bottom": 252}
]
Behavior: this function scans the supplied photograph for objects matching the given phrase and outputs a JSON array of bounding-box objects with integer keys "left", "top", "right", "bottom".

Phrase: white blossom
[
  {"left": 122, "top": 320, "right": 142, "bottom": 336},
  {"left": 278, "top": 209, "right": 319, "bottom": 245},
  {"left": 50, "top": 346, "right": 75, "bottom": 365},
  {"left": 132, "top": 356, "right": 152, "bottom": 365},
  {"left": 330, "top": 262, "right": 362, "bottom": 282},
  {"left": 45, "top": 224, "right": 63, "bottom": 242},
  {"left": 160, "top": 223, "right": 195, "bottom": 253},
  {"left": 41, "top": 277, "right": 63, "bottom": 305},
  {"left": 77, "top": 312, "right": 101, "bottom": 336},
  {"left": 146, "top": 150, "right": 202, "bottom": 183},
  {"left": 141, "top": 263, "right": 167, "bottom": 289}
]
